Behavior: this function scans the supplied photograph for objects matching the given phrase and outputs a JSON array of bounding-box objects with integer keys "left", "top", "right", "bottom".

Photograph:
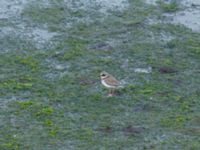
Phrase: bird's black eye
[{"left": 101, "top": 74, "right": 106, "bottom": 76}]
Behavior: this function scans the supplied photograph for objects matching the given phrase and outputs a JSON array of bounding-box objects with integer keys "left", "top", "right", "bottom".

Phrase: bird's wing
[{"left": 105, "top": 76, "right": 120, "bottom": 86}]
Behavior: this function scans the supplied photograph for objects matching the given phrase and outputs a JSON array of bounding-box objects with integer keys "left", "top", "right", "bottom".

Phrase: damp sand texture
[{"left": 1, "top": 0, "right": 200, "bottom": 150}]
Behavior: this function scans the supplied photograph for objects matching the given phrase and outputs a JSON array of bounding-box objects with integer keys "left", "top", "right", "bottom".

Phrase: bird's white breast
[{"left": 101, "top": 80, "right": 116, "bottom": 88}]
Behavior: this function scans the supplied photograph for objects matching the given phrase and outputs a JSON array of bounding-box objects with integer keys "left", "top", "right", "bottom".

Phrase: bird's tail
[{"left": 117, "top": 80, "right": 127, "bottom": 88}]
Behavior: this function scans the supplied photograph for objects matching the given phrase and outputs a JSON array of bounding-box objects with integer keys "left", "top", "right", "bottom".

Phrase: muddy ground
[{"left": 1, "top": 0, "right": 200, "bottom": 150}]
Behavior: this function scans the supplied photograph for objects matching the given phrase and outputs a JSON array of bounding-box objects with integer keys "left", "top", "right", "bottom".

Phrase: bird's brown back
[{"left": 104, "top": 75, "right": 119, "bottom": 86}]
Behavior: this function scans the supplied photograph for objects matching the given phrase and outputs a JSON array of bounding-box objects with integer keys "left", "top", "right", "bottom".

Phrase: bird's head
[{"left": 100, "top": 71, "right": 109, "bottom": 79}]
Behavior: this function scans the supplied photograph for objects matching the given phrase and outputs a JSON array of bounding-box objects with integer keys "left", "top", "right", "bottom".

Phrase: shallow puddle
[
  {"left": 145, "top": 0, "right": 200, "bottom": 32},
  {"left": 170, "top": 9, "right": 200, "bottom": 32}
]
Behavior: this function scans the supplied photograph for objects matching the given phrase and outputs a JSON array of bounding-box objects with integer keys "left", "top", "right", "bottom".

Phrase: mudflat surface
[{"left": 1, "top": 0, "right": 200, "bottom": 149}]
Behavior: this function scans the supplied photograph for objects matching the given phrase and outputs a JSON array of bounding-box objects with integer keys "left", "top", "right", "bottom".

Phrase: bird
[{"left": 100, "top": 71, "right": 123, "bottom": 97}]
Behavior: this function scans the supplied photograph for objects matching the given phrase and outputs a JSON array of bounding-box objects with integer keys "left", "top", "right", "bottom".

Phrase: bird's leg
[
  {"left": 112, "top": 89, "right": 115, "bottom": 96},
  {"left": 110, "top": 89, "right": 114, "bottom": 96},
  {"left": 108, "top": 89, "right": 113, "bottom": 97}
]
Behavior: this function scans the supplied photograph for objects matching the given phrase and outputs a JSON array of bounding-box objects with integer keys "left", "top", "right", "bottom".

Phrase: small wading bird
[{"left": 100, "top": 71, "right": 123, "bottom": 97}]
